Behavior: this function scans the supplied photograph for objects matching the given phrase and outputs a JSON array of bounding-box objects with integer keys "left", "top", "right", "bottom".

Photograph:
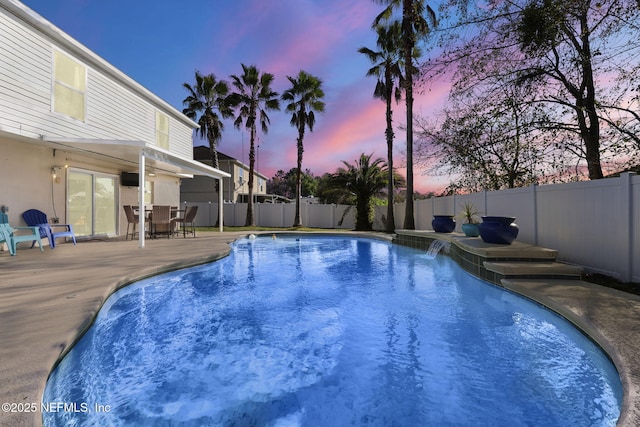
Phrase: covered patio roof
[
  {"left": 43, "top": 137, "right": 230, "bottom": 180},
  {"left": 43, "top": 137, "right": 230, "bottom": 246}
]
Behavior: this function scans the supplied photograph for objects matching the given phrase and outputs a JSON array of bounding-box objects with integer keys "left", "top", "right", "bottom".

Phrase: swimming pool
[{"left": 43, "top": 235, "right": 621, "bottom": 426}]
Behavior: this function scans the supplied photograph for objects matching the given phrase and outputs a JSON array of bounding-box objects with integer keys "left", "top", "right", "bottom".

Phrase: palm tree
[
  {"left": 282, "top": 70, "right": 325, "bottom": 227},
  {"left": 374, "top": 0, "right": 436, "bottom": 230},
  {"left": 328, "top": 153, "right": 388, "bottom": 231},
  {"left": 359, "top": 21, "right": 407, "bottom": 234},
  {"left": 182, "top": 71, "right": 233, "bottom": 169},
  {"left": 229, "top": 64, "right": 280, "bottom": 226}
]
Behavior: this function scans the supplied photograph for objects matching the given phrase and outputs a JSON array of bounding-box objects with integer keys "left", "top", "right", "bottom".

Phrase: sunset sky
[{"left": 22, "top": 0, "right": 452, "bottom": 193}]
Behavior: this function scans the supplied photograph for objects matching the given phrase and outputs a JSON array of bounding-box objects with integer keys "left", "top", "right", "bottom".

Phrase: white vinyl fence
[
  {"left": 186, "top": 172, "right": 638, "bottom": 283},
  {"left": 186, "top": 202, "right": 355, "bottom": 231}
]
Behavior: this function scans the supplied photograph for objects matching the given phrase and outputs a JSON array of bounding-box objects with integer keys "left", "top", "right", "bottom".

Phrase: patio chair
[
  {"left": 1, "top": 211, "right": 10, "bottom": 252},
  {"left": 173, "top": 205, "right": 198, "bottom": 238},
  {"left": 123, "top": 205, "right": 146, "bottom": 240},
  {"left": 0, "top": 223, "right": 44, "bottom": 256},
  {"left": 150, "top": 205, "right": 173, "bottom": 238},
  {"left": 22, "top": 209, "right": 77, "bottom": 249}
]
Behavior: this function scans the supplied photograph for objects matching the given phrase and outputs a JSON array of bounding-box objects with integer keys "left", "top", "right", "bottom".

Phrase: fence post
[
  {"left": 531, "top": 184, "right": 538, "bottom": 246},
  {"left": 331, "top": 204, "right": 336, "bottom": 229},
  {"left": 483, "top": 190, "right": 488, "bottom": 216},
  {"left": 621, "top": 173, "right": 635, "bottom": 283},
  {"left": 430, "top": 197, "right": 435, "bottom": 230}
]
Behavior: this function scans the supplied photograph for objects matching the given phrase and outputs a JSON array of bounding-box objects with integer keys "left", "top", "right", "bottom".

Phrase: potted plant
[
  {"left": 457, "top": 202, "right": 480, "bottom": 237},
  {"left": 479, "top": 216, "right": 519, "bottom": 244},
  {"left": 432, "top": 214, "right": 456, "bottom": 233}
]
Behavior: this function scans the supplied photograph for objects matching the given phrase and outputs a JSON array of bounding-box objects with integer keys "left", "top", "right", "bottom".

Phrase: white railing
[{"left": 185, "top": 172, "right": 638, "bottom": 283}]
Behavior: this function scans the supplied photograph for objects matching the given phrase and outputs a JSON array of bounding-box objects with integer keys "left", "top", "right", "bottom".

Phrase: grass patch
[{"left": 583, "top": 273, "right": 640, "bottom": 296}]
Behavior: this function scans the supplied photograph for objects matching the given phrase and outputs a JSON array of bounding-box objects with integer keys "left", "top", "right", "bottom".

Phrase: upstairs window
[
  {"left": 53, "top": 50, "right": 86, "bottom": 121},
  {"left": 156, "top": 111, "right": 169, "bottom": 149}
]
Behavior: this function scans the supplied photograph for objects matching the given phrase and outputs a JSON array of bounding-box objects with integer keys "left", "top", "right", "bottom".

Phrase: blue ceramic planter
[
  {"left": 479, "top": 216, "right": 519, "bottom": 244},
  {"left": 432, "top": 215, "right": 456, "bottom": 233},
  {"left": 461, "top": 223, "right": 480, "bottom": 237}
]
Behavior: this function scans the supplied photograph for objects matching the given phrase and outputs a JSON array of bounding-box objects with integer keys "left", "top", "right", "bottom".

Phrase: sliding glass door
[{"left": 67, "top": 170, "right": 117, "bottom": 237}]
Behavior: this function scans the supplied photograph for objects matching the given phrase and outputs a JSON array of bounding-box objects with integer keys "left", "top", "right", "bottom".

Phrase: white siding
[
  {"left": 168, "top": 115, "right": 193, "bottom": 158},
  {"left": 0, "top": 11, "right": 53, "bottom": 136},
  {"left": 0, "top": 6, "right": 195, "bottom": 155}
]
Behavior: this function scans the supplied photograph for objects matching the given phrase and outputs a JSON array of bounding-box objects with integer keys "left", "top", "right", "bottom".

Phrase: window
[
  {"left": 156, "top": 111, "right": 169, "bottom": 149},
  {"left": 53, "top": 50, "right": 86, "bottom": 121}
]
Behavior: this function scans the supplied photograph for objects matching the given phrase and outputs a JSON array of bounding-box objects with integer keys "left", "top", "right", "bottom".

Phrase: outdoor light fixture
[
  {"left": 51, "top": 165, "right": 67, "bottom": 182},
  {"left": 51, "top": 165, "right": 68, "bottom": 179}
]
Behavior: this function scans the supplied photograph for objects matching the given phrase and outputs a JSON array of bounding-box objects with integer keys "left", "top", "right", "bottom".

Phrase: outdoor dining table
[
  {"left": 130, "top": 206, "right": 186, "bottom": 237},
  {"left": 172, "top": 208, "right": 185, "bottom": 233}
]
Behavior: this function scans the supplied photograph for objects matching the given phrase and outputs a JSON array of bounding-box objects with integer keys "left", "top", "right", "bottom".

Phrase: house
[
  {"left": 181, "top": 146, "right": 270, "bottom": 204},
  {"left": 0, "top": 1, "right": 229, "bottom": 246}
]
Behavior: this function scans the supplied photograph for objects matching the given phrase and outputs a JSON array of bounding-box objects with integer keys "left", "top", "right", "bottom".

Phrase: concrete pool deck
[{"left": 0, "top": 231, "right": 638, "bottom": 426}]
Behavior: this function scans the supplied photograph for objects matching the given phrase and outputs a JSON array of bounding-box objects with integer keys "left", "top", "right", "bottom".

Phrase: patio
[{"left": 1, "top": 232, "right": 639, "bottom": 426}]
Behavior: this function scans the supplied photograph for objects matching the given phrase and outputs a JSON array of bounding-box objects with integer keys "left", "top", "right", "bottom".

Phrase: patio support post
[
  {"left": 138, "top": 150, "right": 146, "bottom": 248},
  {"left": 218, "top": 177, "right": 224, "bottom": 232}
]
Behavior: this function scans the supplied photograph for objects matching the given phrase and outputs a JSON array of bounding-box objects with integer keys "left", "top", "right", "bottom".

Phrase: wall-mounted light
[
  {"left": 51, "top": 166, "right": 61, "bottom": 179},
  {"left": 51, "top": 165, "right": 66, "bottom": 182}
]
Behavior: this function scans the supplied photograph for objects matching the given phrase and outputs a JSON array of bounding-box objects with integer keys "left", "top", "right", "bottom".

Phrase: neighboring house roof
[
  {"left": 193, "top": 146, "right": 268, "bottom": 180},
  {"left": 606, "top": 165, "right": 640, "bottom": 177},
  {"left": 193, "top": 146, "right": 236, "bottom": 163}
]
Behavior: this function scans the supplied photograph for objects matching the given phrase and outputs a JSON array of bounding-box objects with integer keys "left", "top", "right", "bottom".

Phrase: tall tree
[
  {"left": 373, "top": 0, "right": 437, "bottom": 230},
  {"left": 416, "top": 82, "right": 550, "bottom": 192},
  {"left": 327, "top": 154, "right": 389, "bottom": 231},
  {"left": 267, "top": 168, "right": 318, "bottom": 200},
  {"left": 282, "top": 70, "right": 325, "bottom": 227},
  {"left": 182, "top": 71, "right": 233, "bottom": 169},
  {"left": 431, "top": 0, "right": 640, "bottom": 180},
  {"left": 359, "top": 21, "right": 407, "bottom": 233},
  {"left": 229, "top": 64, "right": 280, "bottom": 226}
]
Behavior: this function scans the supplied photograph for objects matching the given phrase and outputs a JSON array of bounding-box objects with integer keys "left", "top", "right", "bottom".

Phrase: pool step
[
  {"left": 394, "top": 230, "right": 582, "bottom": 286},
  {"left": 484, "top": 261, "right": 583, "bottom": 280}
]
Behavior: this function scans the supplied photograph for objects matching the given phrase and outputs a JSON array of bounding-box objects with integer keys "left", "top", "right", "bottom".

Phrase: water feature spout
[{"left": 426, "top": 239, "right": 450, "bottom": 259}]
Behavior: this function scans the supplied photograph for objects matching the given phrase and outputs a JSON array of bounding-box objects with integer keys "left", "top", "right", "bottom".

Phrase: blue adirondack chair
[
  {"left": 0, "top": 222, "right": 44, "bottom": 256},
  {"left": 22, "top": 209, "right": 77, "bottom": 249}
]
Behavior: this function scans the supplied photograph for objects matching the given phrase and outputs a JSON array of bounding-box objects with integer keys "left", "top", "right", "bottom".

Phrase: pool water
[{"left": 43, "top": 236, "right": 621, "bottom": 426}]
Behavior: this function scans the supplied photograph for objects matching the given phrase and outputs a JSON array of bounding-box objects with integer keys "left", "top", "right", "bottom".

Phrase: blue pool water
[{"left": 43, "top": 236, "right": 621, "bottom": 426}]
